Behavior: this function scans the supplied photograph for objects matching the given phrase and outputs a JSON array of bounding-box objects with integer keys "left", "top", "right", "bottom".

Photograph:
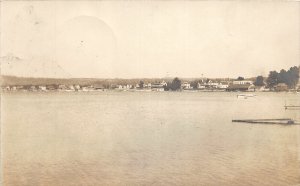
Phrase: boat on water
[{"left": 237, "top": 94, "right": 256, "bottom": 99}]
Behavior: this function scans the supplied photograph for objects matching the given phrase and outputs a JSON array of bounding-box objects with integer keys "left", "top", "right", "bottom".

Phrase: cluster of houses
[
  {"left": 1, "top": 84, "right": 105, "bottom": 92},
  {"left": 111, "top": 81, "right": 167, "bottom": 92},
  {"left": 196, "top": 79, "right": 229, "bottom": 90},
  {"left": 1, "top": 79, "right": 295, "bottom": 92}
]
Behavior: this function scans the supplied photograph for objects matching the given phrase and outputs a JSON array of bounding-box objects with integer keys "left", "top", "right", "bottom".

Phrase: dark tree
[
  {"left": 266, "top": 66, "right": 299, "bottom": 89},
  {"left": 266, "top": 71, "right": 279, "bottom": 88},
  {"left": 190, "top": 80, "right": 198, "bottom": 90},
  {"left": 139, "top": 80, "right": 144, "bottom": 89},
  {"left": 237, "top": 76, "right": 245, "bottom": 80},
  {"left": 170, "top": 77, "right": 181, "bottom": 91},
  {"left": 278, "top": 69, "right": 287, "bottom": 84},
  {"left": 286, "top": 66, "right": 299, "bottom": 88},
  {"left": 165, "top": 82, "right": 172, "bottom": 91},
  {"left": 254, "top": 76, "right": 265, "bottom": 86}
]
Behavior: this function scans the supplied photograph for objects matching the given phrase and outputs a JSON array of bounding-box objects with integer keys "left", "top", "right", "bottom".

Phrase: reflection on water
[{"left": 1, "top": 92, "right": 300, "bottom": 185}]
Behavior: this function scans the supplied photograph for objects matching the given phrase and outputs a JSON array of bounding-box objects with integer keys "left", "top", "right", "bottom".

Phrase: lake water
[{"left": 1, "top": 92, "right": 300, "bottom": 186}]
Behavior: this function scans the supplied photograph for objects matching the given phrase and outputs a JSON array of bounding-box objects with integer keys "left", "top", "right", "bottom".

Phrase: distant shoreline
[
  {"left": 1, "top": 74, "right": 299, "bottom": 93},
  {"left": 1, "top": 89, "right": 298, "bottom": 93}
]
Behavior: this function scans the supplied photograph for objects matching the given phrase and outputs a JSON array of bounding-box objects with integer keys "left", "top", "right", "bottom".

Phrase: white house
[
  {"left": 38, "top": 86, "right": 47, "bottom": 91},
  {"left": 233, "top": 80, "right": 253, "bottom": 85},
  {"left": 181, "top": 82, "right": 191, "bottom": 89},
  {"left": 58, "top": 85, "right": 68, "bottom": 91},
  {"left": 143, "top": 83, "right": 152, "bottom": 88},
  {"left": 161, "top": 81, "right": 167, "bottom": 87},
  {"left": 217, "top": 84, "right": 229, "bottom": 89},
  {"left": 116, "top": 85, "right": 131, "bottom": 90},
  {"left": 197, "top": 83, "right": 205, "bottom": 89},
  {"left": 10, "top": 86, "right": 17, "bottom": 91},
  {"left": 254, "top": 86, "right": 269, "bottom": 92},
  {"left": 152, "top": 81, "right": 166, "bottom": 89},
  {"left": 206, "top": 80, "right": 219, "bottom": 87},
  {"left": 4, "top": 86, "right": 10, "bottom": 91},
  {"left": 68, "top": 85, "right": 75, "bottom": 91},
  {"left": 74, "top": 85, "right": 81, "bottom": 91},
  {"left": 81, "top": 86, "right": 95, "bottom": 91},
  {"left": 29, "top": 86, "right": 37, "bottom": 91}
]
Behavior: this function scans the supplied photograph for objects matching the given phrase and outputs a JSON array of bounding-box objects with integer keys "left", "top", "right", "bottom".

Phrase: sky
[{"left": 1, "top": 1, "right": 299, "bottom": 79}]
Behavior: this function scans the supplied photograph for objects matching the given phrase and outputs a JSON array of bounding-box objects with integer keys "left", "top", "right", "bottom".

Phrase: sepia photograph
[{"left": 1, "top": 1, "right": 300, "bottom": 185}]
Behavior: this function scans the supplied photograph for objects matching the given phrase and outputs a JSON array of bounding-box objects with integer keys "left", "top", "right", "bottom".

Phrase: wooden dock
[
  {"left": 232, "top": 118, "right": 296, "bottom": 125},
  {"left": 284, "top": 105, "right": 300, "bottom": 110}
]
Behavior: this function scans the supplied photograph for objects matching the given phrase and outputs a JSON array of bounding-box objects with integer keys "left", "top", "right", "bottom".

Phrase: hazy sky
[{"left": 1, "top": 1, "right": 299, "bottom": 78}]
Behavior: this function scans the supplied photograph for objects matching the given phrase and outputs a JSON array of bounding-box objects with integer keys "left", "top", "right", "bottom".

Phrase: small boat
[{"left": 237, "top": 94, "right": 256, "bottom": 99}]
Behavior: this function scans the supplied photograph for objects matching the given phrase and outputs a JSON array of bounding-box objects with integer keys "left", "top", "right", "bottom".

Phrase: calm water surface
[{"left": 1, "top": 92, "right": 300, "bottom": 185}]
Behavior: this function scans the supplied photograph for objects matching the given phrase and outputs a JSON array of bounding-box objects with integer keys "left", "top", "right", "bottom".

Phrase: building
[
  {"left": 216, "top": 84, "right": 229, "bottom": 89},
  {"left": 247, "top": 85, "right": 256, "bottom": 92},
  {"left": 143, "top": 83, "right": 152, "bottom": 88},
  {"left": 3, "top": 86, "right": 10, "bottom": 91},
  {"left": 196, "top": 80, "right": 229, "bottom": 90},
  {"left": 206, "top": 80, "right": 219, "bottom": 88},
  {"left": 226, "top": 84, "right": 253, "bottom": 92},
  {"left": 46, "top": 85, "right": 57, "bottom": 91},
  {"left": 94, "top": 85, "right": 105, "bottom": 91},
  {"left": 11, "top": 86, "right": 17, "bottom": 91},
  {"left": 16, "top": 86, "right": 24, "bottom": 91},
  {"left": 38, "top": 86, "right": 47, "bottom": 91},
  {"left": 58, "top": 85, "right": 68, "bottom": 91},
  {"left": 151, "top": 81, "right": 167, "bottom": 89},
  {"left": 115, "top": 84, "right": 131, "bottom": 90},
  {"left": 29, "top": 85, "right": 37, "bottom": 91},
  {"left": 233, "top": 80, "right": 253, "bottom": 85},
  {"left": 197, "top": 83, "right": 205, "bottom": 89},
  {"left": 275, "top": 83, "right": 288, "bottom": 92},
  {"left": 74, "top": 85, "right": 81, "bottom": 91},
  {"left": 151, "top": 81, "right": 167, "bottom": 91},
  {"left": 68, "top": 85, "right": 75, "bottom": 91},
  {"left": 254, "top": 86, "right": 269, "bottom": 92},
  {"left": 161, "top": 81, "right": 167, "bottom": 87},
  {"left": 81, "top": 86, "right": 95, "bottom": 91},
  {"left": 181, "top": 82, "right": 192, "bottom": 90}
]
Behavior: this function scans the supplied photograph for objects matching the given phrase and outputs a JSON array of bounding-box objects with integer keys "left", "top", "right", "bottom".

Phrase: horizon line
[{"left": 0, "top": 74, "right": 258, "bottom": 80}]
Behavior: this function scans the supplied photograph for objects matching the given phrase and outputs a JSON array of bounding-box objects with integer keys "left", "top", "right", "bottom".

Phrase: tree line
[
  {"left": 155, "top": 66, "right": 299, "bottom": 91},
  {"left": 265, "top": 66, "right": 299, "bottom": 88},
  {"left": 140, "top": 65, "right": 299, "bottom": 91}
]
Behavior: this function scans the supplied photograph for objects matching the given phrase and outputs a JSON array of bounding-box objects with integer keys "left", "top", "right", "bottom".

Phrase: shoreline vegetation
[{"left": 1, "top": 66, "right": 299, "bottom": 93}]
